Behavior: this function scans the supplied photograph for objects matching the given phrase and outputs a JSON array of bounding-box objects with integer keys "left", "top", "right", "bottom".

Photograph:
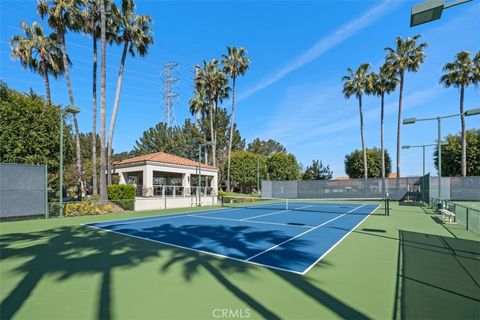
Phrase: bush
[
  {"left": 107, "top": 184, "right": 136, "bottom": 210},
  {"left": 64, "top": 201, "right": 114, "bottom": 217}
]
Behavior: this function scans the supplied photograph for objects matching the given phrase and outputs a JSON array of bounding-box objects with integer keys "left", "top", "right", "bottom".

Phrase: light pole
[
  {"left": 403, "top": 108, "right": 480, "bottom": 199},
  {"left": 402, "top": 143, "right": 442, "bottom": 176},
  {"left": 59, "top": 105, "right": 81, "bottom": 217},
  {"left": 198, "top": 141, "right": 215, "bottom": 206},
  {"left": 410, "top": 0, "right": 472, "bottom": 27}
]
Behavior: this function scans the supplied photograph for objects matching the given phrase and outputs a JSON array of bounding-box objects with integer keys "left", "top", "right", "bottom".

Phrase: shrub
[
  {"left": 107, "top": 184, "right": 136, "bottom": 210},
  {"left": 64, "top": 201, "right": 115, "bottom": 217}
]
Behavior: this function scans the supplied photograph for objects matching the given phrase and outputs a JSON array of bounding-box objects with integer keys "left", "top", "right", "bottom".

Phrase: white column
[
  {"left": 182, "top": 173, "right": 190, "bottom": 197},
  {"left": 119, "top": 172, "right": 127, "bottom": 184},
  {"left": 142, "top": 165, "right": 154, "bottom": 197},
  {"left": 211, "top": 171, "right": 218, "bottom": 196}
]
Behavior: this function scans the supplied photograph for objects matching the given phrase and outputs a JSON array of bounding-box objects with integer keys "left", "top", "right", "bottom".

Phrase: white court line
[
  {"left": 83, "top": 224, "right": 305, "bottom": 275},
  {"left": 239, "top": 204, "right": 314, "bottom": 221},
  {"left": 192, "top": 214, "right": 315, "bottom": 228},
  {"left": 245, "top": 204, "right": 367, "bottom": 262},
  {"left": 82, "top": 207, "right": 243, "bottom": 227},
  {"left": 301, "top": 203, "right": 381, "bottom": 274}
]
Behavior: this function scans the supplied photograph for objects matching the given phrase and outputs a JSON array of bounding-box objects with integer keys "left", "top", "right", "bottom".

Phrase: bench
[{"left": 439, "top": 208, "right": 455, "bottom": 223}]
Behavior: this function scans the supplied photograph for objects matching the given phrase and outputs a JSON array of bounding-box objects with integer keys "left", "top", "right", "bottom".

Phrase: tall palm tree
[
  {"left": 366, "top": 63, "right": 398, "bottom": 185},
  {"left": 440, "top": 51, "right": 480, "bottom": 176},
  {"left": 342, "top": 63, "right": 371, "bottom": 179},
  {"left": 99, "top": 0, "right": 107, "bottom": 201},
  {"left": 385, "top": 35, "right": 427, "bottom": 178},
  {"left": 10, "top": 21, "right": 65, "bottom": 105},
  {"left": 194, "top": 60, "right": 230, "bottom": 167},
  {"left": 37, "top": 0, "right": 85, "bottom": 198},
  {"left": 106, "top": 0, "right": 153, "bottom": 185},
  {"left": 81, "top": 0, "right": 117, "bottom": 195},
  {"left": 222, "top": 46, "right": 250, "bottom": 192},
  {"left": 189, "top": 85, "right": 208, "bottom": 163}
]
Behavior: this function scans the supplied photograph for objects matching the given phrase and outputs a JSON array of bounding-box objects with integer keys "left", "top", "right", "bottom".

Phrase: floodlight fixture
[{"left": 410, "top": 0, "right": 473, "bottom": 27}]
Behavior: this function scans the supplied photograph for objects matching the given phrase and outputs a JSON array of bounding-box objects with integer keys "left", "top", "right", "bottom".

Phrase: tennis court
[{"left": 86, "top": 198, "right": 382, "bottom": 274}]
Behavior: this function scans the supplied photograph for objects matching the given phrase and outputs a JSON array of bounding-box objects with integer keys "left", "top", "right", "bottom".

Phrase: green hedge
[{"left": 107, "top": 184, "right": 136, "bottom": 210}]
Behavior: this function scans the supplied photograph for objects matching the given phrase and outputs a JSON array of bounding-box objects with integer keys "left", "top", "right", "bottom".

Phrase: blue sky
[{"left": 1, "top": 0, "right": 479, "bottom": 177}]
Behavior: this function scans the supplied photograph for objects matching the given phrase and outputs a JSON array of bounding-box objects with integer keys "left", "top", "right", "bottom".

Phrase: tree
[
  {"left": 107, "top": 0, "right": 154, "bottom": 185},
  {"left": 133, "top": 120, "right": 205, "bottom": 160},
  {"left": 247, "top": 138, "right": 286, "bottom": 156},
  {"left": 366, "top": 63, "right": 398, "bottom": 182},
  {"left": 193, "top": 60, "right": 231, "bottom": 167},
  {"left": 222, "top": 46, "right": 251, "bottom": 192},
  {"left": 267, "top": 153, "right": 299, "bottom": 181},
  {"left": 385, "top": 35, "right": 428, "bottom": 178},
  {"left": 342, "top": 63, "right": 371, "bottom": 179},
  {"left": 440, "top": 51, "right": 480, "bottom": 177},
  {"left": 227, "top": 151, "right": 267, "bottom": 193},
  {"left": 0, "top": 82, "right": 74, "bottom": 192},
  {"left": 99, "top": 0, "right": 108, "bottom": 201},
  {"left": 9, "top": 21, "right": 65, "bottom": 105},
  {"left": 303, "top": 160, "right": 333, "bottom": 180},
  {"left": 434, "top": 129, "right": 480, "bottom": 176},
  {"left": 344, "top": 148, "right": 392, "bottom": 179},
  {"left": 37, "top": 0, "right": 85, "bottom": 198},
  {"left": 81, "top": 0, "right": 117, "bottom": 195}
]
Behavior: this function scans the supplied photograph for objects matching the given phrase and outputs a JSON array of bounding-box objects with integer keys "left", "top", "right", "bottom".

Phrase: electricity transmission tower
[{"left": 162, "top": 62, "right": 180, "bottom": 128}]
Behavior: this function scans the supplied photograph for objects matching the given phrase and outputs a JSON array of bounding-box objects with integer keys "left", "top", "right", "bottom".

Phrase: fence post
[
  {"left": 466, "top": 208, "right": 469, "bottom": 230},
  {"left": 45, "top": 164, "right": 49, "bottom": 219}
]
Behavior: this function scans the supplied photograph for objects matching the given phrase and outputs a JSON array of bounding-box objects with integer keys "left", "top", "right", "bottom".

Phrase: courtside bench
[{"left": 438, "top": 207, "right": 455, "bottom": 223}]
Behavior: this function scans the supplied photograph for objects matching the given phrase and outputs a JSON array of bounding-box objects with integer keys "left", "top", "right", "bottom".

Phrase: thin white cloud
[{"left": 238, "top": 0, "right": 399, "bottom": 101}]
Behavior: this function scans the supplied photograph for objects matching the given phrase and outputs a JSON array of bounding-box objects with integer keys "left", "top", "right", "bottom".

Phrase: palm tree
[
  {"left": 385, "top": 35, "right": 427, "bottom": 178},
  {"left": 106, "top": 0, "right": 153, "bottom": 185},
  {"left": 10, "top": 21, "right": 64, "bottom": 105},
  {"left": 37, "top": 0, "right": 85, "bottom": 198},
  {"left": 194, "top": 60, "right": 230, "bottom": 167},
  {"left": 440, "top": 51, "right": 480, "bottom": 176},
  {"left": 222, "top": 46, "right": 250, "bottom": 192},
  {"left": 366, "top": 63, "right": 398, "bottom": 186},
  {"left": 81, "top": 0, "right": 117, "bottom": 195},
  {"left": 99, "top": 0, "right": 108, "bottom": 201},
  {"left": 342, "top": 63, "right": 371, "bottom": 179},
  {"left": 189, "top": 85, "right": 208, "bottom": 164}
]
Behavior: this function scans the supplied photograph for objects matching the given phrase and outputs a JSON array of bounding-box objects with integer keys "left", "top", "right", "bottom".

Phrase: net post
[
  {"left": 385, "top": 192, "right": 389, "bottom": 216},
  {"left": 286, "top": 199, "right": 289, "bottom": 211},
  {"left": 220, "top": 195, "right": 224, "bottom": 207}
]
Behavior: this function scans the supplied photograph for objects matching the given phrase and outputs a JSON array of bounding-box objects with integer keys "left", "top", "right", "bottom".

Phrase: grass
[{"left": 1, "top": 202, "right": 479, "bottom": 319}]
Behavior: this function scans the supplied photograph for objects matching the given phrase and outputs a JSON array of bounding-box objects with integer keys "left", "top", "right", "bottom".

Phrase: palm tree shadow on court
[
  {"left": 157, "top": 223, "right": 371, "bottom": 320},
  {"left": 0, "top": 225, "right": 161, "bottom": 319}
]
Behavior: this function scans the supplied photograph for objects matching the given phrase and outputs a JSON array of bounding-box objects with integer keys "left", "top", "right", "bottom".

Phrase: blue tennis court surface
[{"left": 86, "top": 201, "right": 380, "bottom": 274}]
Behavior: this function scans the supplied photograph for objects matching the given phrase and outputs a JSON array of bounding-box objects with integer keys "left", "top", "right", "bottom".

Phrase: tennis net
[{"left": 220, "top": 196, "right": 389, "bottom": 215}]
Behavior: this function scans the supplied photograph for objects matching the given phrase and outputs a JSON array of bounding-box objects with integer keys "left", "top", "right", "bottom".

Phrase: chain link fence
[{"left": 262, "top": 177, "right": 422, "bottom": 201}]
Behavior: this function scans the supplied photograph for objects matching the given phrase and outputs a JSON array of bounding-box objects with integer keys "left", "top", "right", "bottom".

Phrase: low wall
[{"left": 135, "top": 196, "right": 218, "bottom": 212}]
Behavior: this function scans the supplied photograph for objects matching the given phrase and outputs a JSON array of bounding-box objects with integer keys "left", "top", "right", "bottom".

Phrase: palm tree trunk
[
  {"left": 107, "top": 42, "right": 129, "bottom": 185},
  {"left": 99, "top": 0, "right": 107, "bottom": 201},
  {"left": 396, "top": 69, "right": 404, "bottom": 180},
  {"left": 92, "top": 32, "right": 98, "bottom": 195},
  {"left": 42, "top": 58, "right": 51, "bottom": 105},
  {"left": 59, "top": 28, "right": 84, "bottom": 199},
  {"left": 209, "top": 103, "right": 216, "bottom": 167},
  {"left": 460, "top": 84, "right": 466, "bottom": 176},
  {"left": 226, "top": 76, "right": 236, "bottom": 192},
  {"left": 44, "top": 72, "right": 51, "bottom": 105},
  {"left": 381, "top": 93, "right": 385, "bottom": 194},
  {"left": 358, "top": 95, "right": 368, "bottom": 179}
]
